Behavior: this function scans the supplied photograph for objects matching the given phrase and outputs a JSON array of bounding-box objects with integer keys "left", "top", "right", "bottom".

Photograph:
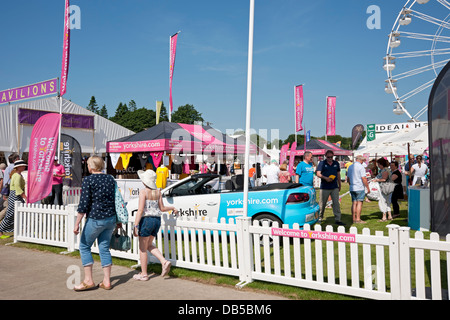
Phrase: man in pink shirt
[{"left": 50, "top": 157, "right": 66, "bottom": 206}]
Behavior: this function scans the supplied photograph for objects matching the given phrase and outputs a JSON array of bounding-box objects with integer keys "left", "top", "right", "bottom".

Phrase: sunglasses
[{"left": 326, "top": 156, "right": 333, "bottom": 159}]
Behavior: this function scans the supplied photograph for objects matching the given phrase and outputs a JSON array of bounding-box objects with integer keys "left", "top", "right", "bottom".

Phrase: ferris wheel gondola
[{"left": 385, "top": 0, "right": 450, "bottom": 122}]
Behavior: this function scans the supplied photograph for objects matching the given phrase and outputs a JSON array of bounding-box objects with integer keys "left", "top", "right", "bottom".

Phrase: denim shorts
[
  {"left": 138, "top": 216, "right": 161, "bottom": 237},
  {"left": 350, "top": 190, "right": 366, "bottom": 202}
]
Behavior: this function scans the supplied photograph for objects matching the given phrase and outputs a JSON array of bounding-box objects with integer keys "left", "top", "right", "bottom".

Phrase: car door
[{"left": 163, "top": 176, "right": 221, "bottom": 221}]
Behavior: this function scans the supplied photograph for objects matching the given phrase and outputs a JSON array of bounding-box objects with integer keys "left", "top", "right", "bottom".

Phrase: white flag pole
[{"left": 243, "top": 0, "right": 255, "bottom": 218}]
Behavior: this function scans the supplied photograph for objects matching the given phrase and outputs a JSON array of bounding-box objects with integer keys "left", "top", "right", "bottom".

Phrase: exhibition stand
[{"left": 408, "top": 186, "right": 430, "bottom": 231}]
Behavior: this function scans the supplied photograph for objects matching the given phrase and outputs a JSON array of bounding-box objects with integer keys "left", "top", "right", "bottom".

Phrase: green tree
[
  {"left": 110, "top": 102, "right": 129, "bottom": 122},
  {"left": 128, "top": 99, "right": 137, "bottom": 112},
  {"left": 158, "top": 101, "right": 169, "bottom": 123},
  {"left": 87, "top": 96, "right": 99, "bottom": 114},
  {"left": 171, "top": 104, "right": 204, "bottom": 124},
  {"left": 99, "top": 105, "right": 108, "bottom": 119},
  {"left": 114, "top": 107, "right": 156, "bottom": 132}
]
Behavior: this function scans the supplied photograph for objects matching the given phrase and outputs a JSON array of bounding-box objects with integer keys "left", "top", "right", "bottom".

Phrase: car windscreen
[{"left": 170, "top": 177, "right": 220, "bottom": 196}]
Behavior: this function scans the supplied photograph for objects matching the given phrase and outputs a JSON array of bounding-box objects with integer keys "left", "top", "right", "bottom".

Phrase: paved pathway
[{"left": 0, "top": 244, "right": 288, "bottom": 301}]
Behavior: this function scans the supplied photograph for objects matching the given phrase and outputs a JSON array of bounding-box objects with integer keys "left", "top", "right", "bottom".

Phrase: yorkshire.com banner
[
  {"left": 0, "top": 78, "right": 58, "bottom": 104},
  {"left": 27, "top": 113, "right": 62, "bottom": 204}
]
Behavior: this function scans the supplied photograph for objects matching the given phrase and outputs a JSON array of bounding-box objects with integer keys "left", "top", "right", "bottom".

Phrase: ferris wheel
[{"left": 384, "top": 0, "right": 450, "bottom": 122}]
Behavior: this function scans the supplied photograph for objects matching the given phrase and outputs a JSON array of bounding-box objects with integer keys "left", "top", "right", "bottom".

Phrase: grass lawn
[
  {"left": 322, "top": 183, "right": 410, "bottom": 234},
  {"left": 0, "top": 182, "right": 432, "bottom": 300}
]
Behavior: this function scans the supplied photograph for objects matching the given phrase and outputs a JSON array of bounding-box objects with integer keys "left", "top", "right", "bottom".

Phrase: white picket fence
[
  {"left": 63, "top": 187, "right": 82, "bottom": 206},
  {"left": 13, "top": 202, "right": 450, "bottom": 300}
]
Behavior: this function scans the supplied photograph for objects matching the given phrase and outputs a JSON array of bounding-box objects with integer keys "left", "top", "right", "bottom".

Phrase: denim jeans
[{"left": 79, "top": 215, "right": 116, "bottom": 268}]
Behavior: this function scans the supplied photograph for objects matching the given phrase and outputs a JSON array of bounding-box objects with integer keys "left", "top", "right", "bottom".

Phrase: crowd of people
[
  {"left": 0, "top": 153, "right": 67, "bottom": 239},
  {"left": 0, "top": 149, "right": 429, "bottom": 291},
  {"left": 249, "top": 149, "right": 428, "bottom": 226}
]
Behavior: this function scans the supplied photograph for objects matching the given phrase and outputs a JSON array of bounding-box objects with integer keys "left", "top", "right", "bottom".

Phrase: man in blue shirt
[
  {"left": 316, "top": 150, "right": 344, "bottom": 225},
  {"left": 295, "top": 151, "right": 314, "bottom": 186},
  {"left": 347, "top": 155, "right": 370, "bottom": 224}
]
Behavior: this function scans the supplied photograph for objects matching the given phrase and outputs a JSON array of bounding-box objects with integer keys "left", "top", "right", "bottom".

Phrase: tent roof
[
  {"left": 107, "top": 121, "right": 257, "bottom": 155},
  {"left": 111, "top": 122, "right": 187, "bottom": 143},
  {"left": 357, "top": 125, "right": 428, "bottom": 156},
  {"left": 0, "top": 96, "right": 134, "bottom": 154},
  {"left": 293, "top": 139, "right": 352, "bottom": 156}
]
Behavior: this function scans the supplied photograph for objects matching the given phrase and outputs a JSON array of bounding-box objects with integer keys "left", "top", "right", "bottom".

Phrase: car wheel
[{"left": 252, "top": 214, "right": 283, "bottom": 246}]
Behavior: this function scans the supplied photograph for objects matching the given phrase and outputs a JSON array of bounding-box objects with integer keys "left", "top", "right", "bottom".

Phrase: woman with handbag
[
  {"left": 133, "top": 169, "right": 178, "bottom": 281},
  {"left": 0, "top": 160, "right": 27, "bottom": 239},
  {"left": 372, "top": 158, "right": 393, "bottom": 222},
  {"left": 73, "top": 156, "right": 118, "bottom": 291}
]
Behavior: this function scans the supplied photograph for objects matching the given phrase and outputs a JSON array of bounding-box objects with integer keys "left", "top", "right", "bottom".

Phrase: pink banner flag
[
  {"left": 169, "top": 32, "right": 179, "bottom": 115},
  {"left": 295, "top": 85, "right": 304, "bottom": 132},
  {"left": 288, "top": 141, "right": 297, "bottom": 176},
  {"left": 60, "top": 0, "right": 70, "bottom": 96},
  {"left": 326, "top": 96, "right": 336, "bottom": 136},
  {"left": 279, "top": 143, "right": 290, "bottom": 164},
  {"left": 27, "top": 113, "right": 62, "bottom": 204}
]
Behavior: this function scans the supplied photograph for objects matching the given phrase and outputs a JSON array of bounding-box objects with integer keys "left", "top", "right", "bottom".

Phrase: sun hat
[
  {"left": 13, "top": 160, "right": 27, "bottom": 169},
  {"left": 138, "top": 170, "right": 157, "bottom": 189}
]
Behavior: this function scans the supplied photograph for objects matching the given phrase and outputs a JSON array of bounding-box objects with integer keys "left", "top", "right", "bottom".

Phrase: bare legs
[
  {"left": 352, "top": 201, "right": 365, "bottom": 223},
  {"left": 138, "top": 235, "right": 169, "bottom": 277}
]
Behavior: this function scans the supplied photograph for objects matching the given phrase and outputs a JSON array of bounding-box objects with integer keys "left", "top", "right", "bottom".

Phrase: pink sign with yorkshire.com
[{"left": 271, "top": 227, "right": 356, "bottom": 243}]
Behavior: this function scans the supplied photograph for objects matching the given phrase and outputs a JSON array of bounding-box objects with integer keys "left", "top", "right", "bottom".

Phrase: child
[{"left": 133, "top": 170, "right": 178, "bottom": 280}]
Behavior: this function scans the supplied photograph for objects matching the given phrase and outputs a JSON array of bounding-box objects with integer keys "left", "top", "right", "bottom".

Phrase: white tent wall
[{"left": 0, "top": 96, "right": 134, "bottom": 154}]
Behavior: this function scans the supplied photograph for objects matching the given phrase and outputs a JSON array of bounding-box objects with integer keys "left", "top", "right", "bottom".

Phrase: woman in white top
[
  {"left": 133, "top": 170, "right": 178, "bottom": 281},
  {"left": 411, "top": 155, "right": 428, "bottom": 186}
]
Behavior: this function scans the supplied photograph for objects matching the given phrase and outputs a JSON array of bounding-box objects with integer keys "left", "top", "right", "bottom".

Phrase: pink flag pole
[
  {"left": 169, "top": 31, "right": 180, "bottom": 122},
  {"left": 294, "top": 84, "right": 304, "bottom": 144},
  {"left": 58, "top": 0, "right": 70, "bottom": 159}
]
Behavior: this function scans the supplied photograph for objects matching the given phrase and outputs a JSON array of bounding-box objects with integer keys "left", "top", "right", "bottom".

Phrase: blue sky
[{"left": 0, "top": 0, "right": 447, "bottom": 143}]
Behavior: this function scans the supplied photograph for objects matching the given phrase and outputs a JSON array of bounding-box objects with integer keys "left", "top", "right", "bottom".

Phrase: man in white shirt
[
  {"left": 264, "top": 160, "right": 280, "bottom": 184},
  {"left": 347, "top": 155, "right": 370, "bottom": 224}
]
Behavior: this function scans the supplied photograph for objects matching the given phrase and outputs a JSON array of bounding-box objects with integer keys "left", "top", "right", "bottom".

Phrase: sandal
[
  {"left": 98, "top": 282, "right": 112, "bottom": 290},
  {"left": 161, "top": 260, "right": 172, "bottom": 277},
  {"left": 74, "top": 281, "right": 96, "bottom": 292},
  {"left": 133, "top": 273, "right": 149, "bottom": 281}
]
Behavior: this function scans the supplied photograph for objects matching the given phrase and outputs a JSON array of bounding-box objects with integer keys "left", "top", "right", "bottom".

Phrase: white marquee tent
[
  {"left": 357, "top": 125, "right": 429, "bottom": 157},
  {"left": 0, "top": 96, "right": 134, "bottom": 157}
]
